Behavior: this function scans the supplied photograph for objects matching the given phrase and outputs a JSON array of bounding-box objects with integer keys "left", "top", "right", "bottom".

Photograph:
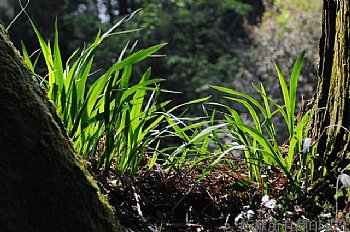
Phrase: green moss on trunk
[
  {"left": 325, "top": 0, "right": 350, "bottom": 164},
  {"left": 0, "top": 24, "right": 121, "bottom": 232},
  {"left": 310, "top": 0, "right": 350, "bottom": 190}
]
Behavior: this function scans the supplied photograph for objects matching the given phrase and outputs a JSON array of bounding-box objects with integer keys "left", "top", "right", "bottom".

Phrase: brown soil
[{"left": 88, "top": 159, "right": 293, "bottom": 231}]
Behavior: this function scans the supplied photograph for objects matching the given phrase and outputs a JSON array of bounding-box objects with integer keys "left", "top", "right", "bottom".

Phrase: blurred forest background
[{"left": 0, "top": 0, "right": 321, "bottom": 130}]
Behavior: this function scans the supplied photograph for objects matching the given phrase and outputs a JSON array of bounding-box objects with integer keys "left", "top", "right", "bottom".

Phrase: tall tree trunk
[
  {"left": 0, "top": 24, "right": 121, "bottom": 232},
  {"left": 106, "top": 0, "right": 116, "bottom": 23},
  {"left": 311, "top": 0, "right": 349, "bottom": 181},
  {"left": 118, "top": 0, "right": 129, "bottom": 15}
]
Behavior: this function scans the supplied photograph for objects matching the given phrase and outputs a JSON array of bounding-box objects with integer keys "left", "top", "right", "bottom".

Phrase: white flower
[
  {"left": 302, "top": 138, "right": 312, "bottom": 154},
  {"left": 265, "top": 199, "right": 277, "bottom": 209},
  {"left": 247, "top": 210, "right": 255, "bottom": 221},
  {"left": 261, "top": 195, "right": 276, "bottom": 209},
  {"left": 261, "top": 195, "right": 269, "bottom": 203},
  {"left": 339, "top": 173, "right": 350, "bottom": 188},
  {"left": 234, "top": 213, "right": 244, "bottom": 225}
]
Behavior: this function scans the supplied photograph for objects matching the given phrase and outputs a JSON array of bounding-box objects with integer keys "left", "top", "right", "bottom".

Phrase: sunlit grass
[
  {"left": 211, "top": 51, "right": 314, "bottom": 198},
  {"left": 21, "top": 10, "right": 314, "bottom": 201},
  {"left": 22, "top": 13, "right": 168, "bottom": 177}
]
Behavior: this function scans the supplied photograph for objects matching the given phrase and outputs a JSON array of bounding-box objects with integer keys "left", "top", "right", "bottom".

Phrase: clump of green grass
[
  {"left": 212, "top": 51, "right": 314, "bottom": 198},
  {"left": 21, "top": 9, "right": 315, "bottom": 201},
  {"left": 150, "top": 52, "right": 314, "bottom": 202},
  {"left": 22, "top": 12, "right": 168, "bottom": 177},
  {"left": 160, "top": 52, "right": 314, "bottom": 199}
]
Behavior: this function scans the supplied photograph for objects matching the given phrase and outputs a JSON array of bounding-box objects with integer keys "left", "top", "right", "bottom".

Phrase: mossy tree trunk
[
  {"left": 0, "top": 24, "right": 121, "bottom": 232},
  {"left": 311, "top": 0, "right": 349, "bottom": 181}
]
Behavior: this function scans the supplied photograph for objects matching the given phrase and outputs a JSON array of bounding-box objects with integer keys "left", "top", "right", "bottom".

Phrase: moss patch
[{"left": 0, "top": 23, "right": 121, "bottom": 232}]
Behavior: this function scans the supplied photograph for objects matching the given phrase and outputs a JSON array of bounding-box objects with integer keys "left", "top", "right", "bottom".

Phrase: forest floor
[{"left": 86, "top": 159, "right": 329, "bottom": 231}]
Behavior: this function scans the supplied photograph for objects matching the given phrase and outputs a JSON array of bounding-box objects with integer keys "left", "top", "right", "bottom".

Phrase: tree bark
[
  {"left": 118, "top": 0, "right": 129, "bottom": 15},
  {"left": 0, "top": 24, "right": 121, "bottom": 232},
  {"left": 312, "top": 0, "right": 349, "bottom": 175}
]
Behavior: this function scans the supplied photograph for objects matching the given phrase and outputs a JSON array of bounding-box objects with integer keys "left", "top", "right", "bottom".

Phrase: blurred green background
[{"left": 0, "top": 0, "right": 321, "bottom": 122}]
